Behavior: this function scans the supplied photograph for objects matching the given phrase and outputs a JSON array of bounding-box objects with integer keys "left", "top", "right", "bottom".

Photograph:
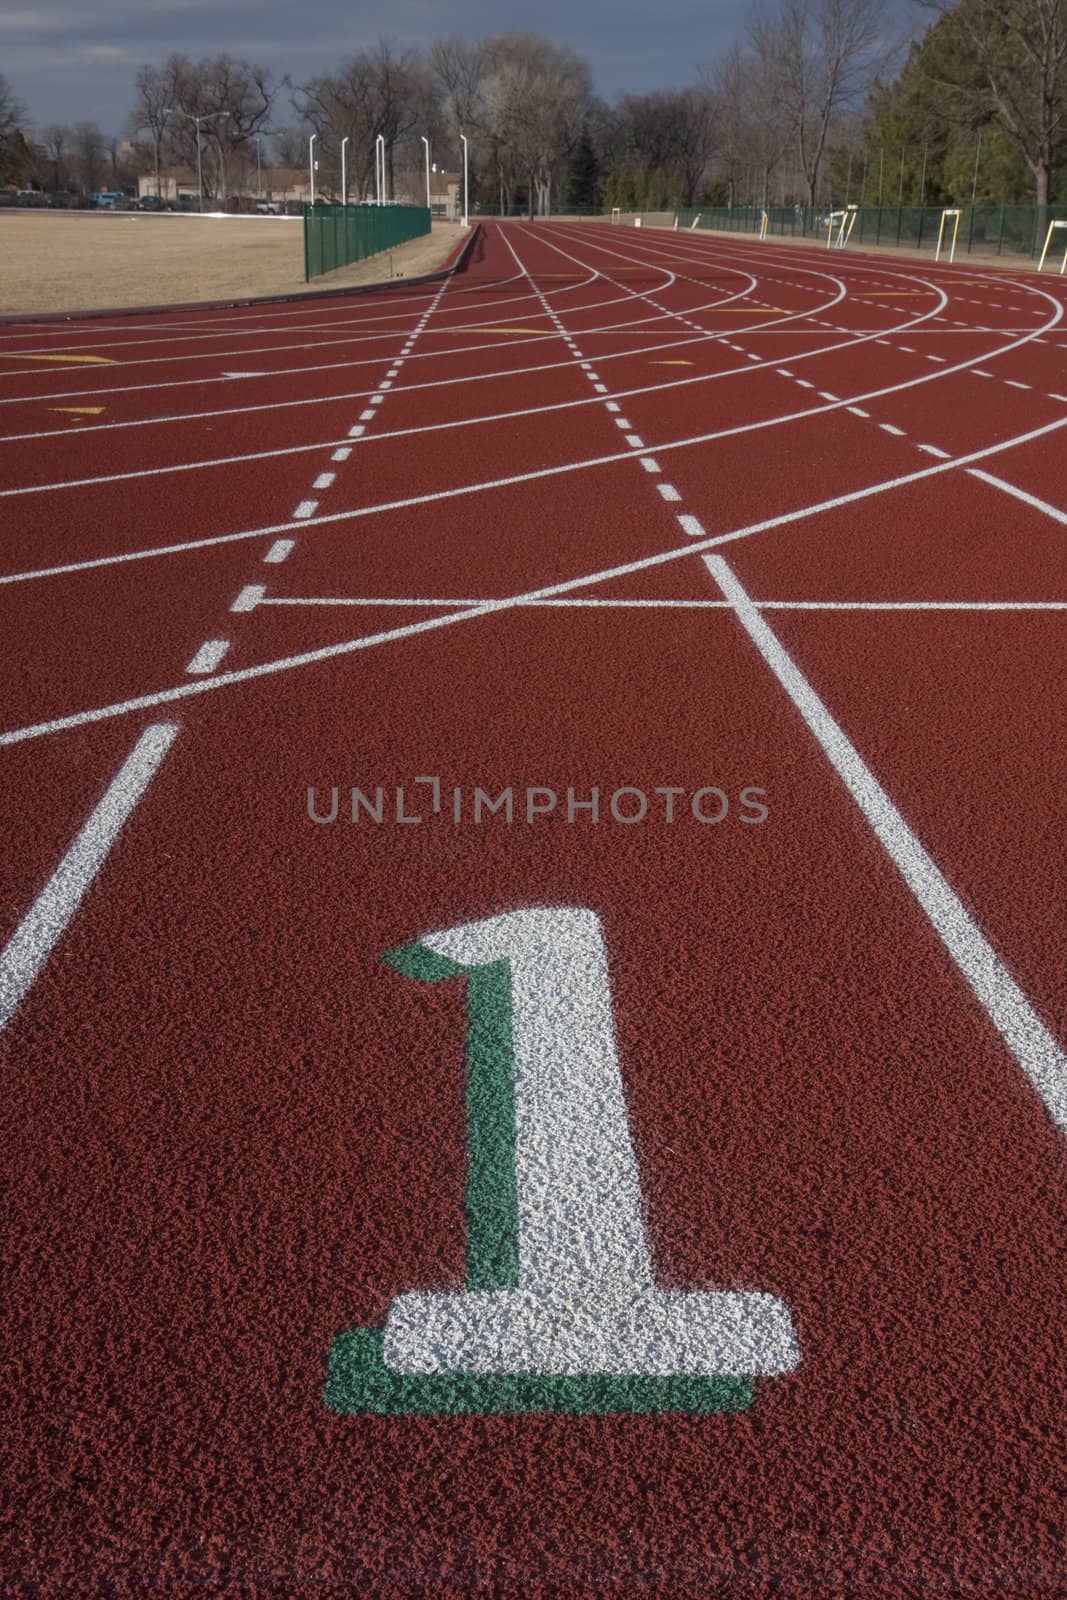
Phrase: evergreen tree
[{"left": 564, "top": 125, "right": 600, "bottom": 211}]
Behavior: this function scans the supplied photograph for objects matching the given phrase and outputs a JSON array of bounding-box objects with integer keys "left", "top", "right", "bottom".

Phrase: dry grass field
[{"left": 0, "top": 213, "right": 469, "bottom": 315}]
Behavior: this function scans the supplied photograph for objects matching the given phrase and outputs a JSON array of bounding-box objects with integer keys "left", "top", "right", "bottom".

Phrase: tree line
[{"left": 1, "top": 0, "right": 1065, "bottom": 212}]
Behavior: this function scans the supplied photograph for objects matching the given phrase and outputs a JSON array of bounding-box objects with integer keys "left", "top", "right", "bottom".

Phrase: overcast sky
[{"left": 2, "top": 0, "right": 917, "bottom": 133}]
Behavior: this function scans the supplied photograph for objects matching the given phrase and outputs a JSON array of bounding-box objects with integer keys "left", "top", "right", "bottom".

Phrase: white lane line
[
  {"left": 880, "top": 423, "right": 906, "bottom": 436},
  {"left": 593, "top": 383, "right": 607, "bottom": 393},
  {"left": 625, "top": 434, "right": 645, "bottom": 448},
  {"left": 926, "top": 354, "right": 947, "bottom": 362},
  {"left": 348, "top": 424, "right": 365, "bottom": 438},
  {"left": 231, "top": 584, "right": 264, "bottom": 612},
  {"left": 378, "top": 380, "right": 392, "bottom": 390},
  {"left": 0, "top": 723, "right": 179, "bottom": 1031},
  {"left": 605, "top": 401, "right": 621, "bottom": 412},
  {"left": 968, "top": 469, "right": 1067, "bottom": 526},
  {"left": 387, "top": 367, "right": 400, "bottom": 377},
  {"left": 331, "top": 447, "right": 351, "bottom": 461},
  {"left": 614, "top": 417, "right": 632, "bottom": 429},
  {"left": 639, "top": 457, "right": 661, "bottom": 472},
  {"left": 657, "top": 483, "right": 682, "bottom": 501},
  {"left": 795, "top": 379, "right": 814, "bottom": 389},
  {"left": 777, "top": 368, "right": 795, "bottom": 377},
  {"left": 974, "top": 369, "right": 994, "bottom": 377},
  {"left": 1004, "top": 379, "right": 1030, "bottom": 390},
  {"left": 7, "top": 408, "right": 1067, "bottom": 599},
  {"left": 818, "top": 391, "right": 839, "bottom": 402},
  {"left": 677, "top": 513, "right": 705, "bottom": 538},
  {"left": 186, "top": 638, "right": 230, "bottom": 675},
  {"left": 293, "top": 499, "right": 318, "bottom": 518},
  {"left": 917, "top": 443, "right": 951, "bottom": 458},
  {"left": 370, "top": 394, "right": 384, "bottom": 404},
  {"left": 359, "top": 409, "right": 375, "bottom": 421},
  {"left": 313, "top": 472, "right": 335, "bottom": 490},
  {"left": 1050, "top": 394, "right": 1067, "bottom": 403},
  {"left": 704, "top": 552, "right": 1067, "bottom": 1137},
  {"left": 260, "top": 594, "right": 1067, "bottom": 612},
  {"left": 264, "top": 539, "right": 295, "bottom": 563},
  {"left": 847, "top": 407, "right": 870, "bottom": 418}
]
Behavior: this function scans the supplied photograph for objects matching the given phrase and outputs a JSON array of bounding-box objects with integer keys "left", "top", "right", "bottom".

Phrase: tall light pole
[
  {"left": 421, "top": 134, "right": 431, "bottom": 210},
  {"left": 341, "top": 135, "right": 349, "bottom": 206},
  {"left": 163, "top": 108, "right": 228, "bottom": 212},
  {"left": 460, "top": 132, "right": 469, "bottom": 226},
  {"left": 375, "top": 133, "right": 385, "bottom": 203},
  {"left": 309, "top": 132, "right": 317, "bottom": 206},
  {"left": 256, "top": 133, "right": 263, "bottom": 198}
]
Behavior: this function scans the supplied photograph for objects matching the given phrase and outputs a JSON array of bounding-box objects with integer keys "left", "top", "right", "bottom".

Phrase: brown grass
[{"left": 0, "top": 213, "right": 470, "bottom": 316}]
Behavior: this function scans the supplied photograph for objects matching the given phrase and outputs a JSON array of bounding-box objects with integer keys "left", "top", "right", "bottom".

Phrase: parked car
[
  {"left": 17, "top": 189, "right": 48, "bottom": 207},
  {"left": 137, "top": 194, "right": 170, "bottom": 212},
  {"left": 91, "top": 190, "right": 122, "bottom": 209},
  {"left": 255, "top": 198, "right": 282, "bottom": 215},
  {"left": 284, "top": 199, "right": 304, "bottom": 216},
  {"left": 48, "top": 190, "right": 79, "bottom": 209},
  {"left": 0, "top": 187, "right": 19, "bottom": 207}
]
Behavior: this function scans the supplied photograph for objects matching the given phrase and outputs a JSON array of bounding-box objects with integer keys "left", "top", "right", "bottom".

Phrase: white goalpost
[
  {"left": 935, "top": 207, "right": 962, "bottom": 263},
  {"left": 1037, "top": 219, "right": 1067, "bottom": 273}
]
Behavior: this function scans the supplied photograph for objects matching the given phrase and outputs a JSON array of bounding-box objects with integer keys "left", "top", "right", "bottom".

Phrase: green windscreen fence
[
  {"left": 674, "top": 203, "right": 1067, "bottom": 261},
  {"left": 304, "top": 203, "right": 431, "bottom": 281}
]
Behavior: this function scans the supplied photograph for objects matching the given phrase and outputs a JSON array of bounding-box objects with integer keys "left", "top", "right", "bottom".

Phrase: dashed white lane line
[
  {"left": 705, "top": 552, "right": 1067, "bottom": 1137},
  {"left": 847, "top": 407, "right": 870, "bottom": 418},
  {"left": 880, "top": 423, "right": 906, "bottom": 436},
  {"left": 593, "top": 383, "right": 608, "bottom": 393},
  {"left": 0, "top": 722, "right": 179, "bottom": 1031},
  {"left": 369, "top": 394, "right": 384, "bottom": 405},
  {"left": 331, "top": 446, "right": 351, "bottom": 461},
  {"left": 293, "top": 499, "right": 318, "bottom": 519},
  {"left": 1004, "top": 379, "right": 1031, "bottom": 390},
  {"left": 657, "top": 483, "right": 682, "bottom": 501},
  {"left": 231, "top": 584, "right": 264, "bottom": 612},
  {"left": 818, "top": 391, "right": 839, "bottom": 402},
  {"left": 918, "top": 443, "right": 952, "bottom": 458},
  {"left": 359, "top": 409, "right": 375, "bottom": 421},
  {"left": 795, "top": 378, "right": 814, "bottom": 389},
  {"left": 348, "top": 424, "right": 365, "bottom": 438},
  {"left": 264, "top": 539, "right": 295, "bottom": 563},
  {"left": 605, "top": 401, "right": 621, "bottom": 412},
  {"left": 625, "top": 434, "right": 645, "bottom": 448},
  {"left": 313, "top": 472, "right": 335, "bottom": 490},
  {"left": 185, "top": 638, "right": 230, "bottom": 675},
  {"left": 614, "top": 417, "right": 632, "bottom": 429},
  {"left": 974, "top": 369, "right": 994, "bottom": 377},
  {"left": 677, "top": 513, "right": 705, "bottom": 538},
  {"left": 639, "top": 457, "right": 661, "bottom": 472}
]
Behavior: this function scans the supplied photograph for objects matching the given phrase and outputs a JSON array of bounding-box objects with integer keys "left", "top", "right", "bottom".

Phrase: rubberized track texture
[{"left": 1, "top": 220, "right": 1066, "bottom": 1599}]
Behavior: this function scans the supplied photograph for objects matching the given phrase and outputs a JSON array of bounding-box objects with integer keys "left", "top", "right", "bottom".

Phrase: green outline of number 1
[{"left": 326, "top": 908, "right": 798, "bottom": 1416}]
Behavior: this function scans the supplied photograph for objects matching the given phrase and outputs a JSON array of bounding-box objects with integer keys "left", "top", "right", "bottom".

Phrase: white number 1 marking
[{"left": 384, "top": 906, "right": 799, "bottom": 1378}]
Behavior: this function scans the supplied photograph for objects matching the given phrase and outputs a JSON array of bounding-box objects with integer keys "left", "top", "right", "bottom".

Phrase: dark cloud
[{"left": 3, "top": 0, "right": 748, "bottom": 129}]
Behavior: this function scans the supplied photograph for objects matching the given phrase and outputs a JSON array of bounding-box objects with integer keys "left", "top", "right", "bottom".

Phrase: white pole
[
  {"left": 375, "top": 134, "right": 383, "bottom": 204},
  {"left": 341, "top": 136, "right": 349, "bottom": 206},
  {"left": 460, "top": 133, "right": 469, "bottom": 226},
  {"left": 309, "top": 132, "right": 317, "bottom": 206},
  {"left": 421, "top": 135, "right": 430, "bottom": 210}
]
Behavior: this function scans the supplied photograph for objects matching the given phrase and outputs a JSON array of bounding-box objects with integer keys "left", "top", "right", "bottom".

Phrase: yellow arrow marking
[
  {"left": 50, "top": 406, "right": 105, "bottom": 415},
  {"left": 0, "top": 352, "right": 116, "bottom": 364},
  {"left": 449, "top": 325, "right": 552, "bottom": 336}
]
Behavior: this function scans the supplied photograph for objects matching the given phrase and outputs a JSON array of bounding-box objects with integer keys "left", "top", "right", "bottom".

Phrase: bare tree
[
  {"left": 917, "top": 0, "right": 1067, "bottom": 212},
  {"left": 127, "top": 65, "right": 171, "bottom": 196},
  {"left": 0, "top": 72, "right": 29, "bottom": 184},
  {"left": 750, "top": 0, "right": 887, "bottom": 205},
  {"left": 71, "top": 121, "right": 107, "bottom": 195},
  {"left": 297, "top": 39, "right": 434, "bottom": 201},
  {"left": 134, "top": 52, "right": 275, "bottom": 199},
  {"left": 38, "top": 124, "right": 73, "bottom": 192},
  {"left": 480, "top": 36, "right": 591, "bottom": 215}
]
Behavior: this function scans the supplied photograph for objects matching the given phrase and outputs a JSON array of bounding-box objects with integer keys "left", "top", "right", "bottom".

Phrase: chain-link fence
[
  {"left": 673, "top": 203, "right": 1067, "bottom": 261},
  {"left": 304, "top": 203, "right": 432, "bottom": 280}
]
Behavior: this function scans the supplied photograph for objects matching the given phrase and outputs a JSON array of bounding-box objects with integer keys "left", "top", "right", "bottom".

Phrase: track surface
[{"left": 2, "top": 222, "right": 1066, "bottom": 1597}]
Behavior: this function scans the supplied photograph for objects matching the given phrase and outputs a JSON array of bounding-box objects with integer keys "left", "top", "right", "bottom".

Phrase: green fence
[
  {"left": 304, "top": 203, "right": 431, "bottom": 281},
  {"left": 674, "top": 203, "right": 1067, "bottom": 261}
]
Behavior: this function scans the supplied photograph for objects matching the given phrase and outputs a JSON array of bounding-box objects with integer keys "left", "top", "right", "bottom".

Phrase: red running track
[{"left": 1, "top": 220, "right": 1066, "bottom": 1598}]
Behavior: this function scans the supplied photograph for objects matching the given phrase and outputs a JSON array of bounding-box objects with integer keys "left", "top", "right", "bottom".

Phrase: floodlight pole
[
  {"left": 375, "top": 134, "right": 385, "bottom": 203},
  {"left": 164, "top": 108, "right": 228, "bottom": 213},
  {"left": 341, "top": 136, "right": 349, "bottom": 205},
  {"left": 421, "top": 135, "right": 431, "bottom": 210},
  {"left": 309, "top": 133, "right": 317, "bottom": 207},
  {"left": 460, "top": 133, "right": 469, "bottom": 226}
]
